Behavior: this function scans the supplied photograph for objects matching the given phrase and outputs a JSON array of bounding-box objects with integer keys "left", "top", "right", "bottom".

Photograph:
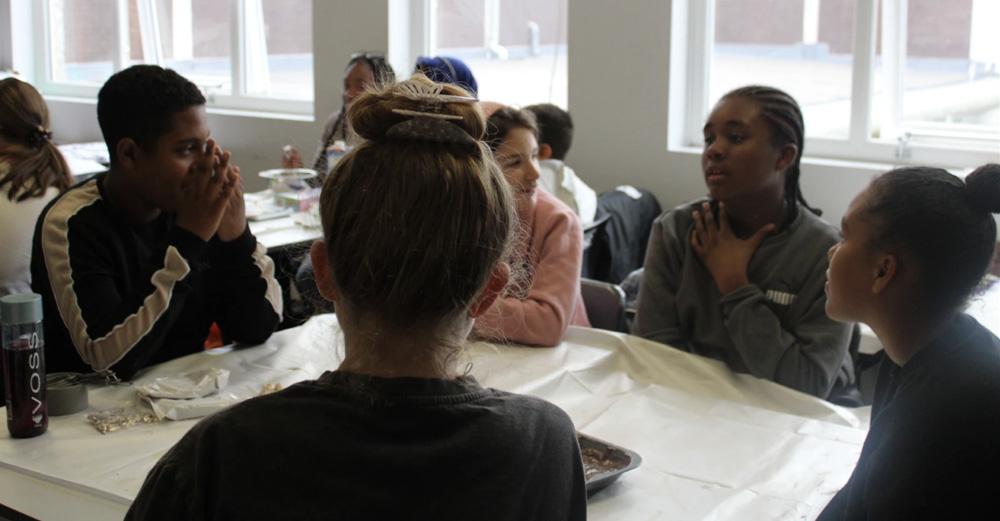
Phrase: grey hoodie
[{"left": 633, "top": 200, "right": 855, "bottom": 400}]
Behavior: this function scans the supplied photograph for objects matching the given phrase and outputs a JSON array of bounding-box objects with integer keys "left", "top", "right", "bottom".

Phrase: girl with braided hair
[
  {"left": 634, "top": 85, "right": 857, "bottom": 402},
  {"left": 0, "top": 78, "right": 72, "bottom": 297},
  {"left": 281, "top": 51, "right": 396, "bottom": 177}
]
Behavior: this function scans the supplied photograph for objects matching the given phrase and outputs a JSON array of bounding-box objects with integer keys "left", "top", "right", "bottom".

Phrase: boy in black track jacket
[{"left": 31, "top": 65, "right": 282, "bottom": 380}]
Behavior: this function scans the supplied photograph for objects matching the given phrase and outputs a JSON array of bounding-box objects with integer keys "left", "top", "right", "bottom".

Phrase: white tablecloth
[{"left": 0, "top": 316, "right": 869, "bottom": 520}]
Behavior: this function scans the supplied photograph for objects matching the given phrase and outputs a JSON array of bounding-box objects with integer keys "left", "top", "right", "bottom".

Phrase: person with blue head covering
[{"left": 414, "top": 56, "right": 479, "bottom": 97}]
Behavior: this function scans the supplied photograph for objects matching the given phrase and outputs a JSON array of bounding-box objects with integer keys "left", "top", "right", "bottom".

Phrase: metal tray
[{"left": 578, "top": 432, "right": 642, "bottom": 495}]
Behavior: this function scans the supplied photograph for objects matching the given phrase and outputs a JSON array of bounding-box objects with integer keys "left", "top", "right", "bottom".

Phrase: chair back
[
  {"left": 581, "top": 213, "right": 612, "bottom": 279},
  {"left": 586, "top": 187, "right": 662, "bottom": 283},
  {"left": 829, "top": 323, "right": 865, "bottom": 407},
  {"left": 580, "top": 278, "right": 628, "bottom": 333},
  {"left": 582, "top": 213, "right": 612, "bottom": 249}
]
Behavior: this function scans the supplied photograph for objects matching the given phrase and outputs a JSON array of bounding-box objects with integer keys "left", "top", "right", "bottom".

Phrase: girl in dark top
[
  {"left": 282, "top": 51, "right": 396, "bottom": 176},
  {"left": 819, "top": 164, "right": 1000, "bottom": 520},
  {"left": 127, "top": 75, "right": 587, "bottom": 521}
]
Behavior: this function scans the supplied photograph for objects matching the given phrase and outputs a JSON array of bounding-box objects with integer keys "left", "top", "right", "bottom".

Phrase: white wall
[{"left": 0, "top": 0, "right": 12, "bottom": 71}]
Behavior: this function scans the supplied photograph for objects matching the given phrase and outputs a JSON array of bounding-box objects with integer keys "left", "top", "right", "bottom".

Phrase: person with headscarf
[{"left": 414, "top": 56, "right": 478, "bottom": 97}]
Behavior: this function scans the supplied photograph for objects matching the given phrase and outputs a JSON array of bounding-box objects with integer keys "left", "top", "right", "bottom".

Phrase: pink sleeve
[{"left": 474, "top": 202, "right": 586, "bottom": 347}]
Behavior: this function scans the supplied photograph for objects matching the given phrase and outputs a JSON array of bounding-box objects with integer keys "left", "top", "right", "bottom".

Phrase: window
[
  {"left": 146, "top": 0, "right": 233, "bottom": 96},
  {"left": 49, "top": 0, "right": 118, "bottom": 85},
  {"left": 886, "top": 0, "right": 999, "bottom": 149},
  {"left": 256, "top": 0, "right": 313, "bottom": 100},
  {"left": 37, "top": 0, "right": 312, "bottom": 113},
  {"left": 681, "top": 0, "right": 1000, "bottom": 167},
  {"left": 429, "top": 0, "right": 567, "bottom": 108},
  {"left": 710, "top": 0, "right": 855, "bottom": 140}
]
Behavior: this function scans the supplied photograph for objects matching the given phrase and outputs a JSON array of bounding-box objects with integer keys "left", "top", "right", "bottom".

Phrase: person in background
[
  {"left": 478, "top": 100, "right": 505, "bottom": 118},
  {"left": 30, "top": 65, "right": 282, "bottom": 380},
  {"left": 524, "top": 103, "right": 597, "bottom": 226},
  {"left": 127, "top": 75, "right": 587, "bottom": 521},
  {"left": 474, "top": 106, "right": 590, "bottom": 347},
  {"left": 819, "top": 164, "right": 1000, "bottom": 519},
  {"left": 282, "top": 51, "right": 396, "bottom": 176},
  {"left": 633, "top": 85, "right": 856, "bottom": 402},
  {"left": 0, "top": 77, "right": 74, "bottom": 399},
  {"left": 286, "top": 52, "right": 396, "bottom": 316},
  {"left": 0, "top": 78, "right": 72, "bottom": 298},
  {"left": 414, "top": 55, "right": 479, "bottom": 97}
]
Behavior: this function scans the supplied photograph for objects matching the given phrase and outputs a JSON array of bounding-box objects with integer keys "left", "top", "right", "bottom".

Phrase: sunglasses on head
[{"left": 350, "top": 51, "right": 386, "bottom": 63}]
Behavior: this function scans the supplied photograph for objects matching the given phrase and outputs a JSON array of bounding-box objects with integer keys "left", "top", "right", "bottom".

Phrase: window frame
[
  {"left": 415, "top": 0, "right": 570, "bottom": 108},
  {"left": 681, "top": 0, "right": 1000, "bottom": 168},
  {"left": 32, "top": 0, "right": 313, "bottom": 116}
]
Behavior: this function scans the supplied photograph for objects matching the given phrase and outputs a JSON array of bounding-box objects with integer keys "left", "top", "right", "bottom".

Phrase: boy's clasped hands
[{"left": 176, "top": 138, "right": 246, "bottom": 243}]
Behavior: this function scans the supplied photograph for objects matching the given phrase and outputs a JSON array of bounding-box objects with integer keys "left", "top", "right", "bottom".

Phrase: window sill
[
  {"left": 43, "top": 95, "right": 314, "bottom": 123},
  {"left": 667, "top": 145, "right": 890, "bottom": 174},
  {"left": 206, "top": 106, "right": 313, "bottom": 123}
]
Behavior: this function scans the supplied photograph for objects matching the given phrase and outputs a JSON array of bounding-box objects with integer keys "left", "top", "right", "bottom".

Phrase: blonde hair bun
[
  {"left": 318, "top": 74, "right": 516, "bottom": 328},
  {"left": 347, "top": 74, "right": 485, "bottom": 148}
]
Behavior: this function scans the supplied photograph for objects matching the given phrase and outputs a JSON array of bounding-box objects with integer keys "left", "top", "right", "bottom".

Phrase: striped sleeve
[
  {"left": 40, "top": 182, "right": 206, "bottom": 372},
  {"left": 209, "top": 226, "right": 283, "bottom": 346}
]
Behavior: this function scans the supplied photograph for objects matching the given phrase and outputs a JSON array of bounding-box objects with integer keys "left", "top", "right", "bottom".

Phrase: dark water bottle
[{"left": 1, "top": 293, "right": 48, "bottom": 438}]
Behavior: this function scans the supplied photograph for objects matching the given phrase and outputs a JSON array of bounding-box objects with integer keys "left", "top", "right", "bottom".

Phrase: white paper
[
  {"left": 142, "top": 393, "right": 242, "bottom": 421},
  {"left": 135, "top": 368, "right": 230, "bottom": 400}
]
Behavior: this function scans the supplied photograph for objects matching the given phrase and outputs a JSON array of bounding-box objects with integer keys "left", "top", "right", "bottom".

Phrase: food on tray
[
  {"left": 577, "top": 433, "right": 642, "bottom": 495},
  {"left": 582, "top": 445, "right": 626, "bottom": 479},
  {"left": 259, "top": 382, "right": 283, "bottom": 396}
]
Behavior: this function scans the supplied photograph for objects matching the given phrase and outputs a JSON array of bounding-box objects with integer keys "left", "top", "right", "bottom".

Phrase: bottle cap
[{"left": 0, "top": 293, "right": 43, "bottom": 325}]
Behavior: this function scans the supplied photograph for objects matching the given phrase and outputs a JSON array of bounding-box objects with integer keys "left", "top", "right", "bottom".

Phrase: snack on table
[
  {"left": 87, "top": 407, "right": 160, "bottom": 434},
  {"left": 577, "top": 432, "right": 642, "bottom": 495},
  {"left": 582, "top": 446, "right": 623, "bottom": 480},
  {"left": 259, "top": 382, "right": 283, "bottom": 396}
]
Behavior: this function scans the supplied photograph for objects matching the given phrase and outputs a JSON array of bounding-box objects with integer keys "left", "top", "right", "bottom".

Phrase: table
[
  {"left": 58, "top": 142, "right": 109, "bottom": 180},
  {"left": 245, "top": 190, "right": 323, "bottom": 252},
  {"left": 248, "top": 214, "right": 322, "bottom": 251},
  {"left": 0, "top": 316, "right": 869, "bottom": 520}
]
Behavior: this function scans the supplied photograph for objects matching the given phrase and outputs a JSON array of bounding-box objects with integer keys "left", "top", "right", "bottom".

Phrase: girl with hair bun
[
  {"left": 0, "top": 77, "right": 72, "bottom": 297},
  {"left": 634, "top": 85, "right": 856, "bottom": 402},
  {"left": 128, "top": 75, "right": 587, "bottom": 521},
  {"left": 819, "top": 164, "right": 1000, "bottom": 520}
]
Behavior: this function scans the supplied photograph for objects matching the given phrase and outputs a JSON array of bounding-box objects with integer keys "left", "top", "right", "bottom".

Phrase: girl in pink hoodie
[{"left": 474, "top": 106, "right": 590, "bottom": 346}]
